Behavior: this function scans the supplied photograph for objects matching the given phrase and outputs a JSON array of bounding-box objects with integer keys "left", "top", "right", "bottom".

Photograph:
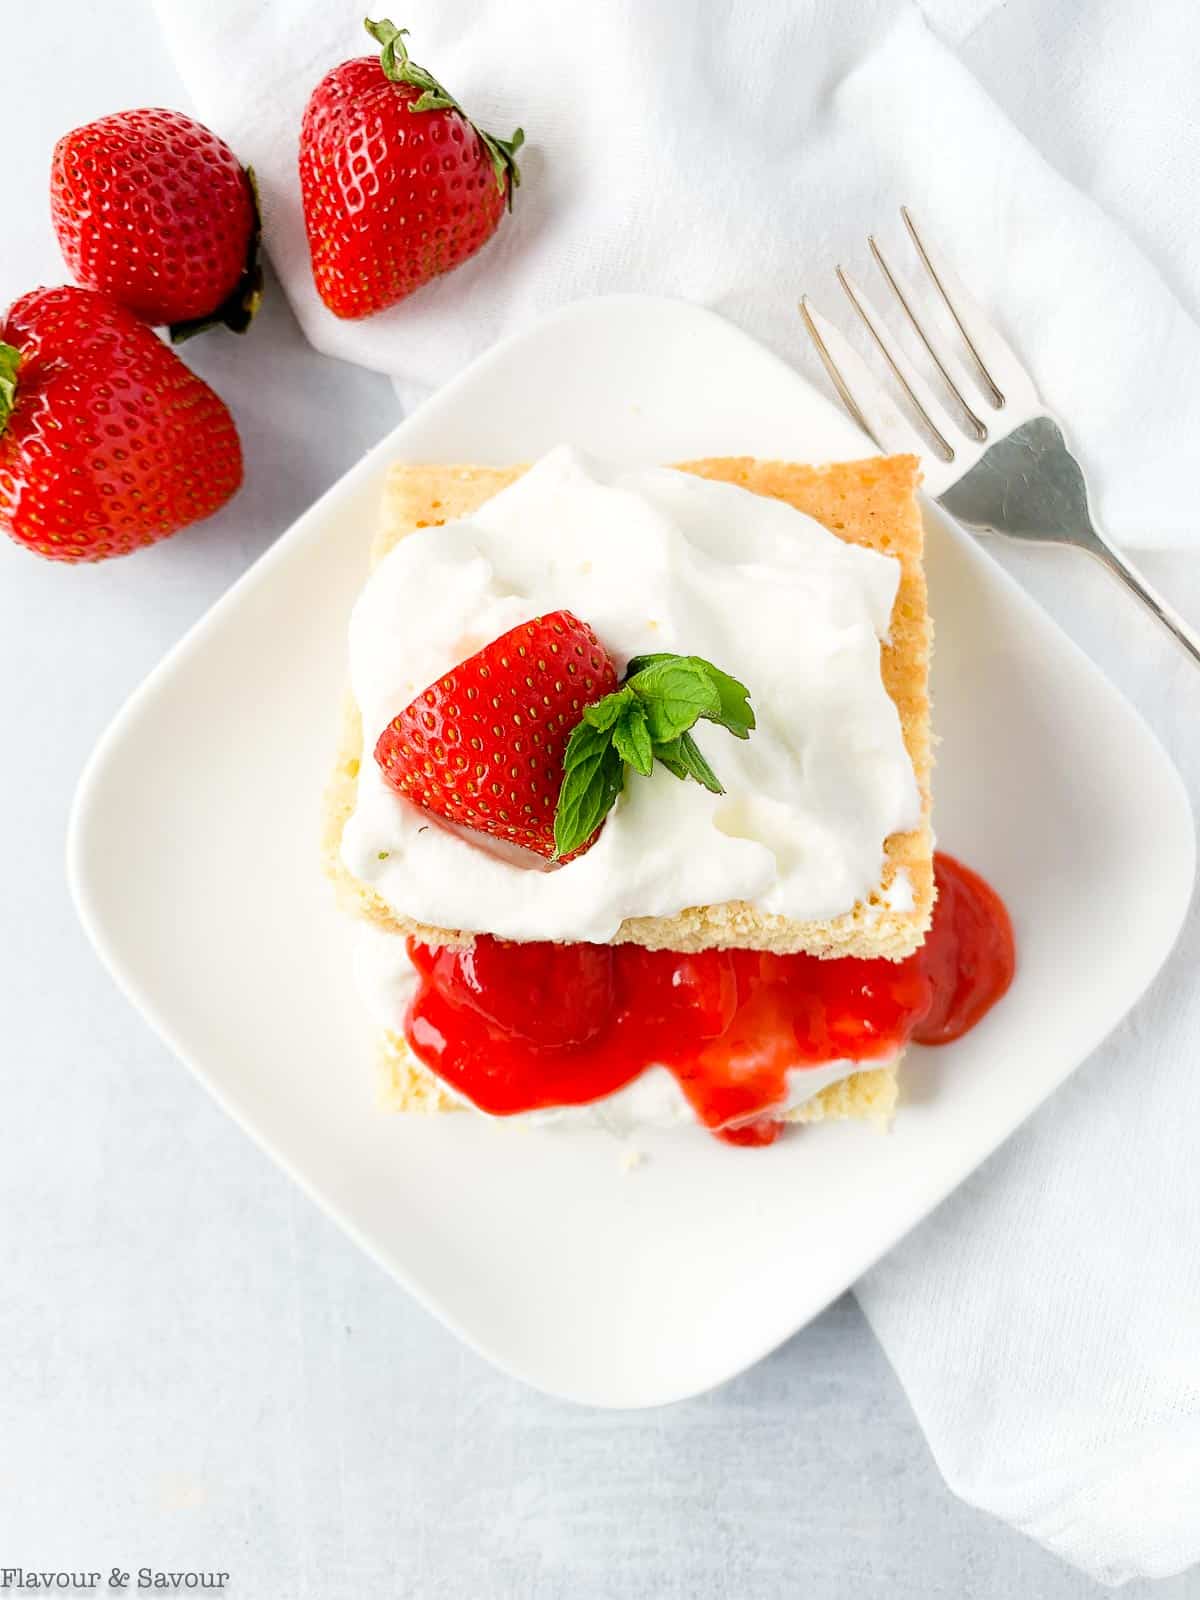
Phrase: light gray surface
[{"left": 3, "top": 3, "right": 1200, "bottom": 1596}]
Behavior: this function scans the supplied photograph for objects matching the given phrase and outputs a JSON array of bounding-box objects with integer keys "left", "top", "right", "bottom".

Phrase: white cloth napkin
[
  {"left": 153, "top": 0, "right": 1200, "bottom": 1583},
  {"left": 152, "top": 0, "right": 1200, "bottom": 547}
]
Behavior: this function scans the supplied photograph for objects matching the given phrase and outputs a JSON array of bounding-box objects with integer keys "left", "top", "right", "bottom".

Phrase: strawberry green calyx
[
  {"left": 553, "top": 652, "right": 755, "bottom": 859},
  {"left": 169, "top": 166, "right": 264, "bottom": 344},
  {"left": 0, "top": 342, "right": 18, "bottom": 434},
  {"left": 364, "top": 18, "right": 524, "bottom": 205}
]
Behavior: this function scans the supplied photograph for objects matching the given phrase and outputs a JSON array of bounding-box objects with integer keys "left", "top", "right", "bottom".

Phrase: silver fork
[{"left": 800, "top": 208, "right": 1200, "bottom": 667}]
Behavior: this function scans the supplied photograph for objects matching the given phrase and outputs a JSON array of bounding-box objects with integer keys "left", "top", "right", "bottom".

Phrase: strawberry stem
[
  {"left": 0, "top": 342, "right": 18, "bottom": 434},
  {"left": 363, "top": 17, "right": 524, "bottom": 205}
]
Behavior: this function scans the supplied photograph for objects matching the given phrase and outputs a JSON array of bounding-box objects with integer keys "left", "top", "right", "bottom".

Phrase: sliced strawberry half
[{"left": 374, "top": 610, "right": 618, "bottom": 859}]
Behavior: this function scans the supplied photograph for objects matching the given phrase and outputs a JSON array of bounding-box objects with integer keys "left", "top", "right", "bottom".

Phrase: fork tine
[
  {"left": 798, "top": 297, "right": 879, "bottom": 444},
  {"left": 836, "top": 267, "right": 957, "bottom": 461},
  {"left": 901, "top": 207, "right": 1005, "bottom": 408},
  {"left": 868, "top": 236, "right": 987, "bottom": 441},
  {"left": 798, "top": 296, "right": 935, "bottom": 464}
]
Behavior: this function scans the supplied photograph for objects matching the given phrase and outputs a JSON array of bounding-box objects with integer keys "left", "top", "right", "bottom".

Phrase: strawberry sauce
[
  {"left": 910, "top": 855, "right": 1015, "bottom": 1046},
  {"left": 404, "top": 853, "right": 1014, "bottom": 1145}
]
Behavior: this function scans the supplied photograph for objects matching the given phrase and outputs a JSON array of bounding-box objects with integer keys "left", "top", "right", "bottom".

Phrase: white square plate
[{"left": 69, "top": 295, "right": 1194, "bottom": 1408}]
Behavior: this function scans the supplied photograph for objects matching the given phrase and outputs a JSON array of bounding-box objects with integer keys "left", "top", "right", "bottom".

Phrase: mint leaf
[
  {"left": 650, "top": 738, "right": 689, "bottom": 781},
  {"left": 612, "top": 703, "right": 653, "bottom": 775},
  {"left": 627, "top": 652, "right": 753, "bottom": 740},
  {"left": 623, "top": 653, "right": 674, "bottom": 675},
  {"left": 628, "top": 658, "right": 720, "bottom": 742},
  {"left": 554, "top": 741, "right": 624, "bottom": 858},
  {"left": 675, "top": 732, "right": 725, "bottom": 794},
  {"left": 581, "top": 686, "right": 632, "bottom": 733},
  {"left": 652, "top": 734, "right": 724, "bottom": 793},
  {"left": 699, "top": 663, "right": 755, "bottom": 738},
  {"left": 561, "top": 714, "right": 612, "bottom": 771}
]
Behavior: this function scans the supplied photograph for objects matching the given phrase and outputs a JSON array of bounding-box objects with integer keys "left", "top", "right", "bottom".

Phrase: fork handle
[{"left": 1080, "top": 530, "right": 1200, "bottom": 669}]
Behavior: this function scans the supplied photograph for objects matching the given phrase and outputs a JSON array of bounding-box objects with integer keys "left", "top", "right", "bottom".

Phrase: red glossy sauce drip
[
  {"left": 911, "top": 853, "right": 1015, "bottom": 1045},
  {"left": 404, "top": 852, "right": 1014, "bottom": 1145}
]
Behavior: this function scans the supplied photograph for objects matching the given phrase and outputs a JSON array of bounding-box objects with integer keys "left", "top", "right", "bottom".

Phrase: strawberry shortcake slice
[{"left": 323, "top": 446, "right": 1012, "bottom": 1144}]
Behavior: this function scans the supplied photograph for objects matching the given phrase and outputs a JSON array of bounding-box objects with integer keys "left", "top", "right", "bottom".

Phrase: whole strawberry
[
  {"left": 300, "top": 19, "right": 523, "bottom": 320},
  {"left": 51, "top": 109, "right": 261, "bottom": 339},
  {"left": 0, "top": 287, "right": 243, "bottom": 563},
  {"left": 375, "top": 611, "right": 615, "bottom": 859}
]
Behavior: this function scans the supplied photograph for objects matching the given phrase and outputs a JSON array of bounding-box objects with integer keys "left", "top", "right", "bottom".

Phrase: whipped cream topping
[
  {"left": 342, "top": 446, "right": 920, "bottom": 942},
  {"left": 353, "top": 925, "right": 882, "bottom": 1133}
]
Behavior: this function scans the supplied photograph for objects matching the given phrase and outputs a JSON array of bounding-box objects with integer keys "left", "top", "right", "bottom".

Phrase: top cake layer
[{"left": 323, "top": 448, "right": 933, "bottom": 959}]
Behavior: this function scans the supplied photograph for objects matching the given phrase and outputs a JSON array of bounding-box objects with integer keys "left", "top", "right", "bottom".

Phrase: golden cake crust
[{"left": 322, "top": 454, "right": 934, "bottom": 960}]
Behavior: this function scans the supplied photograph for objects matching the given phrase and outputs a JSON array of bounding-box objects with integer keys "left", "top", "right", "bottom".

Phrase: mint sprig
[{"left": 553, "top": 653, "right": 755, "bottom": 859}]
